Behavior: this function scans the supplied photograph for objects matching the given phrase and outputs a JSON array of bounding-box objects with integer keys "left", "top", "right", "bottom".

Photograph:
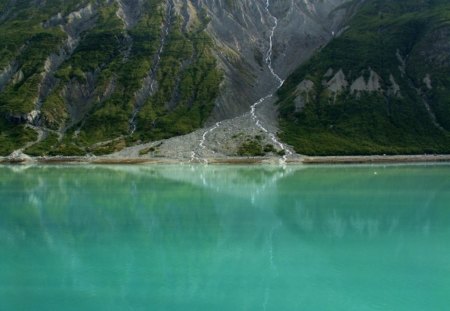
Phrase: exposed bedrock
[
  {"left": 176, "top": 0, "right": 362, "bottom": 122},
  {"left": 116, "top": 0, "right": 144, "bottom": 29}
]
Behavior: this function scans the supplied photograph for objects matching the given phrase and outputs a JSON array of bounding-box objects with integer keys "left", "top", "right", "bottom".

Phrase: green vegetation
[
  {"left": 237, "top": 135, "right": 281, "bottom": 157},
  {"left": 0, "top": 0, "right": 88, "bottom": 155},
  {"left": 135, "top": 14, "right": 222, "bottom": 142},
  {"left": 139, "top": 146, "right": 157, "bottom": 156},
  {"left": 237, "top": 138, "right": 264, "bottom": 157},
  {"left": 72, "top": 1, "right": 221, "bottom": 148},
  {"left": 277, "top": 0, "right": 450, "bottom": 155},
  {"left": 24, "top": 132, "right": 87, "bottom": 156},
  {"left": 88, "top": 139, "right": 127, "bottom": 156},
  {"left": 0, "top": 0, "right": 222, "bottom": 156},
  {"left": 0, "top": 119, "right": 37, "bottom": 155},
  {"left": 24, "top": 132, "right": 59, "bottom": 156}
]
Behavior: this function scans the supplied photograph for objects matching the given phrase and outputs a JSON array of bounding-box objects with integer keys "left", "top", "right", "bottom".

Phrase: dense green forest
[{"left": 277, "top": 0, "right": 450, "bottom": 155}]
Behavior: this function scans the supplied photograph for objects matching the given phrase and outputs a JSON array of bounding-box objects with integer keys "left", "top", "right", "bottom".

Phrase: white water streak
[
  {"left": 194, "top": 121, "right": 222, "bottom": 163},
  {"left": 189, "top": 151, "right": 199, "bottom": 163},
  {"left": 200, "top": 121, "right": 222, "bottom": 150},
  {"left": 197, "top": 0, "right": 293, "bottom": 164},
  {"left": 264, "top": 0, "right": 283, "bottom": 87},
  {"left": 250, "top": 0, "right": 292, "bottom": 163}
]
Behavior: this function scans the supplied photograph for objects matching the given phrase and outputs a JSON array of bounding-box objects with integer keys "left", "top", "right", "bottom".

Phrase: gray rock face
[
  {"left": 64, "top": 72, "right": 98, "bottom": 128},
  {"left": 423, "top": 74, "right": 432, "bottom": 90},
  {"left": 116, "top": 0, "right": 144, "bottom": 29},
  {"left": 326, "top": 69, "right": 348, "bottom": 94},
  {"left": 0, "top": 61, "right": 18, "bottom": 92},
  {"left": 389, "top": 74, "right": 401, "bottom": 97},
  {"left": 420, "top": 26, "right": 450, "bottom": 68},
  {"left": 30, "top": 4, "right": 98, "bottom": 126},
  {"left": 0, "top": 0, "right": 16, "bottom": 22},
  {"left": 294, "top": 79, "right": 314, "bottom": 111},
  {"left": 182, "top": 0, "right": 361, "bottom": 121},
  {"left": 350, "top": 70, "right": 382, "bottom": 94}
]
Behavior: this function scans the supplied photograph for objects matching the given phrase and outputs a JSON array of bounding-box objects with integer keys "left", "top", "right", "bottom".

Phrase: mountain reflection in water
[{"left": 0, "top": 164, "right": 449, "bottom": 310}]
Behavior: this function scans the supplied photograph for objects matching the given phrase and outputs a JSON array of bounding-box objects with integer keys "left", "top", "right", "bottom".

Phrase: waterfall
[
  {"left": 264, "top": 0, "right": 283, "bottom": 88},
  {"left": 250, "top": 0, "right": 292, "bottom": 163}
]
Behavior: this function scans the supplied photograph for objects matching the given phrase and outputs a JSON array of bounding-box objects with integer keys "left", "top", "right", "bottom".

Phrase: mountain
[
  {"left": 277, "top": 0, "right": 450, "bottom": 155},
  {"left": 0, "top": 0, "right": 360, "bottom": 157},
  {"left": 0, "top": 0, "right": 222, "bottom": 156},
  {"left": 1, "top": 0, "right": 449, "bottom": 158}
]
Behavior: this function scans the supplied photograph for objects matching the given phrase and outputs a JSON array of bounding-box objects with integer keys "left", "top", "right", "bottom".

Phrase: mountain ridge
[
  {"left": 1, "top": 0, "right": 449, "bottom": 158},
  {"left": 0, "top": 0, "right": 357, "bottom": 157}
]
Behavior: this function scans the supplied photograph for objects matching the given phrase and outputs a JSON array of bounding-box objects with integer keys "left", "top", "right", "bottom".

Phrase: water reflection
[
  {"left": 1, "top": 164, "right": 450, "bottom": 240},
  {"left": 0, "top": 164, "right": 449, "bottom": 310}
]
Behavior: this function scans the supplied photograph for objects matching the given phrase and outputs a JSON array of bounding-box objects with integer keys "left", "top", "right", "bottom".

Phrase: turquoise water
[{"left": 0, "top": 164, "right": 449, "bottom": 310}]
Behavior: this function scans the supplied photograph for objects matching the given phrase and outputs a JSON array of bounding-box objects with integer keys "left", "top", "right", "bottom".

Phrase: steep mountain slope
[
  {"left": 197, "top": 0, "right": 362, "bottom": 119},
  {"left": 0, "top": 0, "right": 221, "bottom": 156},
  {"left": 277, "top": 0, "right": 450, "bottom": 155},
  {"left": 0, "top": 0, "right": 358, "bottom": 157}
]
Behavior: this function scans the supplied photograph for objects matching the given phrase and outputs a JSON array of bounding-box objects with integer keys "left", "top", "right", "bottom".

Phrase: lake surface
[{"left": 0, "top": 164, "right": 449, "bottom": 310}]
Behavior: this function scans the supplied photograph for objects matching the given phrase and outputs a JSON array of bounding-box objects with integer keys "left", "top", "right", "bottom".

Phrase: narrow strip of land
[{"left": 2, "top": 154, "right": 450, "bottom": 165}]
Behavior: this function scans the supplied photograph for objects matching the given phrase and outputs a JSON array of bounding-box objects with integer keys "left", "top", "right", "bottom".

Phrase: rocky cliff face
[{"left": 195, "top": 0, "right": 361, "bottom": 119}]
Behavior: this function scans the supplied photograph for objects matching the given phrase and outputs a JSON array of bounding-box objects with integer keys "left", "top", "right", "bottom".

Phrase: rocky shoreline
[{"left": 2, "top": 153, "right": 450, "bottom": 165}]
